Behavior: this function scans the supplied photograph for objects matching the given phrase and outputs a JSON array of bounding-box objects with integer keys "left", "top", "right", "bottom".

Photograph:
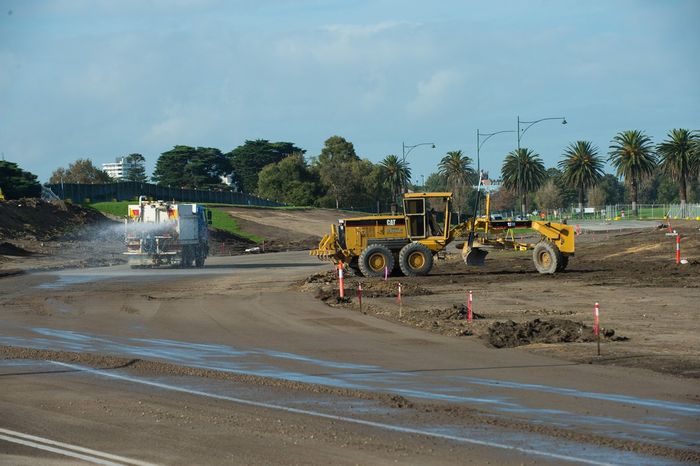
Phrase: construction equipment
[
  {"left": 124, "top": 196, "right": 211, "bottom": 268},
  {"left": 310, "top": 192, "right": 574, "bottom": 276}
]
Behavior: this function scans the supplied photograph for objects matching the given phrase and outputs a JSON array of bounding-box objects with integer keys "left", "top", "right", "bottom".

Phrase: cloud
[{"left": 406, "top": 69, "right": 463, "bottom": 116}]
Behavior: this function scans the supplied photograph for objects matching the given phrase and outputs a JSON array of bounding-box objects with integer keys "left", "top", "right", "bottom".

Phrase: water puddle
[
  {"left": 1, "top": 358, "right": 683, "bottom": 466},
  {"left": 1, "top": 327, "right": 698, "bottom": 453}
]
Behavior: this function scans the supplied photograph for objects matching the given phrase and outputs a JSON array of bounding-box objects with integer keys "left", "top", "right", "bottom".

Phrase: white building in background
[{"left": 102, "top": 157, "right": 136, "bottom": 180}]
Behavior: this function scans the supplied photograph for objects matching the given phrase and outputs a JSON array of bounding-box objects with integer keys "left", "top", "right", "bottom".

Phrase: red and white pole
[
  {"left": 357, "top": 283, "right": 363, "bottom": 311},
  {"left": 397, "top": 283, "right": 403, "bottom": 317},
  {"left": 467, "top": 290, "right": 473, "bottom": 323},
  {"left": 676, "top": 234, "right": 681, "bottom": 265},
  {"left": 594, "top": 302, "right": 600, "bottom": 356},
  {"left": 338, "top": 261, "right": 345, "bottom": 298}
]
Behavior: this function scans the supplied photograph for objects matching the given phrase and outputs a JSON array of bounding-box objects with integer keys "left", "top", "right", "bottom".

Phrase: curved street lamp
[
  {"left": 402, "top": 141, "right": 435, "bottom": 189},
  {"left": 402, "top": 141, "right": 435, "bottom": 164},
  {"left": 477, "top": 129, "right": 516, "bottom": 181},
  {"left": 515, "top": 115, "right": 567, "bottom": 215},
  {"left": 517, "top": 116, "right": 567, "bottom": 150}
]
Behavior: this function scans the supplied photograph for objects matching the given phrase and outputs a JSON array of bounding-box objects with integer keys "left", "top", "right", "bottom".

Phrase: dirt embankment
[
  {"left": 0, "top": 198, "right": 127, "bottom": 271},
  {"left": 299, "top": 222, "right": 700, "bottom": 378}
]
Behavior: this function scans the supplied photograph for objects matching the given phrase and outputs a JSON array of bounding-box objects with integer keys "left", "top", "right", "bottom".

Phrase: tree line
[{"left": 3, "top": 129, "right": 698, "bottom": 215}]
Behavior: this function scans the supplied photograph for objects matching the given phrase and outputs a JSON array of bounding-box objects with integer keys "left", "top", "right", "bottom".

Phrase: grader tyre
[
  {"left": 533, "top": 241, "right": 559, "bottom": 274},
  {"left": 358, "top": 244, "right": 395, "bottom": 277},
  {"left": 398, "top": 242, "right": 434, "bottom": 276}
]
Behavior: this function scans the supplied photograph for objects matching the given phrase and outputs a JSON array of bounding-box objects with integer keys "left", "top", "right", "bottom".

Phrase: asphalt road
[{"left": 0, "top": 251, "right": 698, "bottom": 465}]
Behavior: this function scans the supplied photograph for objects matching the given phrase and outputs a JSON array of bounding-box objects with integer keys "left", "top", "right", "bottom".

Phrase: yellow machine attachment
[{"left": 462, "top": 193, "right": 574, "bottom": 273}]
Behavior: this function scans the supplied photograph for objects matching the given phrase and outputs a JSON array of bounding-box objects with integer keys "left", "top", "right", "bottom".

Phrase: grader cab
[{"left": 310, "top": 192, "right": 575, "bottom": 277}]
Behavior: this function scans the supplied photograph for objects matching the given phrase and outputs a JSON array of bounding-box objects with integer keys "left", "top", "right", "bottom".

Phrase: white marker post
[
  {"left": 338, "top": 261, "right": 345, "bottom": 299},
  {"left": 594, "top": 302, "right": 600, "bottom": 356},
  {"left": 357, "top": 283, "right": 363, "bottom": 312},
  {"left": 397, "top": 283, "right": 402, "bottom": 318},
  {"left": 384, "top": 266, "right": 388, "bottom": 281}
]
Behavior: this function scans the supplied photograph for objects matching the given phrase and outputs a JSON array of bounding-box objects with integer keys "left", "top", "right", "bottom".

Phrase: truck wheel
[
  {"left": 398, "top": 242, "right": 433, "bottom": 276},
  {"left": 533, "top": 241, "right": 559, "bottom": 274},
  {"left": 181, "top": 246, "right": 193, "bottom": 268},
  {"left": 194, "top": 246, "right": 205, "bottom": 268},
  {"left": 358, "top": 244, "right": 394, "bottom": 277}
]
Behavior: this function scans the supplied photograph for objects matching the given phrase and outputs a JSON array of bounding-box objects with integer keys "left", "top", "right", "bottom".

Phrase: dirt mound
[
  {"left": 487, "top": 318, "right": 626, "bottom": 348},
  {"left": 300, "top": 270, "right": 433, "bottom": 298},
  {"left": 0, "top": 242, "right": 32, "bottom": 256},
  {"left": 0, "top": 198, "right": 109, "bottom": 241},
  {"left": 208, "top": 228, "right": 256, "bottom": 255}
]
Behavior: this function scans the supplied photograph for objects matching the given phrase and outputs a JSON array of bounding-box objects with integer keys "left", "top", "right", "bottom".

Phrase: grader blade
[{"left": 463, "top": 247, "right": 488, "bottom": 266}]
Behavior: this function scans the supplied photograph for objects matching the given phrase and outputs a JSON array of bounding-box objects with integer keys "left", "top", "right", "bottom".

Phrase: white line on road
[
  {"left": 0, "top": 428, "right": 157, "bottom": 466},
  {"left": 51, "top": 361, "right": 617, "bottom": 466}
]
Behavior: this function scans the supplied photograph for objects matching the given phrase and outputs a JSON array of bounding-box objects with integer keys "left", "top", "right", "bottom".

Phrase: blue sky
[{"left": 1, "top": 0, "right": 698, "bottom": 184}]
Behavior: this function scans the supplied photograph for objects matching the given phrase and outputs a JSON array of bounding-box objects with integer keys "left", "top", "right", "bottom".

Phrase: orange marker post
[
  {"left": 467, "top": 290, "right": 473, "bottom": 323},
  {"left": 676, "top": 234, "right": 681, "bottom": 265}
]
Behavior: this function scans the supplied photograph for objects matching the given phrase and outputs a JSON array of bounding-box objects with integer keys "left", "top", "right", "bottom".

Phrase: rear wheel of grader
[
  {"left": 358, "top": 244, "right": 395, "bottom": 277},
  {"left": 398, "top": 242, "right": 434, "bottom": 276},
  {"left": 532, "top": 241, "right": 560, "bottom": 274}
]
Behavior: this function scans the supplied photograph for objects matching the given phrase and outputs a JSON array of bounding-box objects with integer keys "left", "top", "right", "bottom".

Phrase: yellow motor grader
[{"left": 310, "top": 192, "right": 574, "bottom": 276}]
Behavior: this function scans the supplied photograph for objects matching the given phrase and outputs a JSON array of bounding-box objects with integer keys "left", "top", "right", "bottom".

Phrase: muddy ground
[
  {"left": 2, "top": 200, "right": 699, "bottom": 378},
  {"left": 299, "top": 222, "right": 700, "bottom": 378}
]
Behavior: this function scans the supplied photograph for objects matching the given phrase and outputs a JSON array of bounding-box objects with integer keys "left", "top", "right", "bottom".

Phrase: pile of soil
[
  {"left": 208, "top": 228, "right": 256, "bottom": 255},
  {"left": 0, "top": 198, "right": 108, "bottom": 241},
  {"left": 487, "top": 318, "right": 626, "bottom": 348},
  {"left": 299, "top": 271, "right": 433, "bottom": 303},
  {"left": 0, "top": 242, "right": 32, "bottom": 256}
]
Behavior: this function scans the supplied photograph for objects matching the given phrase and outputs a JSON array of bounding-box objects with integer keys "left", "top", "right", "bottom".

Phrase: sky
[{"left": 1, "top": 0, "right": 699, "bottom": 184}]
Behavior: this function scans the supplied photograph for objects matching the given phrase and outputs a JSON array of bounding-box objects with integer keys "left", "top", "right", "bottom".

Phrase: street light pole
[
  {"left": 477, "top": 129, "right": 516, "bottom": 182},
  {"left": 517, "top": 115, "right": 567, "bottom": 150},
  {"left": 515, "top": 115, "right": 567, "bottom": 215},
  {"left": 402, "top": 141, "right": 436, "bottom": 164},
  {"left": 401, "top": 141, "right": 435, "bottom": 186}
]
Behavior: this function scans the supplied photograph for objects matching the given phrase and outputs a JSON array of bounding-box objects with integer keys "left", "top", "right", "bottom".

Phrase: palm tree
[
  {"left": 559, "top": 141, "right": 604, "bottom": 218},
  {"left": 438, "top": 150, "right": 475, "bottom": 216},
  {"left": 608, "top": 130, "right": 656, "bottom": 216},
  {"left": 501, "top": 148, "right": 546, "bottom": 215},
  {"left": 380, "top": 154, "right": 411, "bottom": 202},
  {"left": 657, "top": 129, "right": 700, "bottom": 218}
]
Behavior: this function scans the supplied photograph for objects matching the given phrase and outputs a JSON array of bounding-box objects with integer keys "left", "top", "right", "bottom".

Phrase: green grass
[
  {"left": 90, "top": 201, "right": 130, "bottom": 218},
  {"left": 88, "top": 201, "right": 263, "bottom": 243}
]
